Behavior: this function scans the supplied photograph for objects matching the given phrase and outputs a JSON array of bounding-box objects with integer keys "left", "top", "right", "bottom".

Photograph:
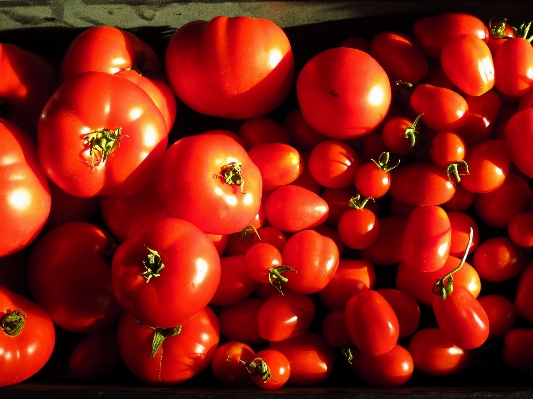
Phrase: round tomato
[
  {"left": 238, "top": 117, "right": 291, "bottom": 150},
  {"left": 243, "top": 349, "right": 291, "bottom": 390},
  {"left": 473, "top": 236, "right": 527, "bottom": 282},
  {"left": 477, "top": 295, "right": 516, "bottom": 339},
  {"left": 218, "top": 297, "right": 265, "bottom": 346},
  {"left": 210, "top": 341, "right": 255, "bottom": 388},
  {"left": 502, "top": 328, "right": 533, "bottom": 375}
]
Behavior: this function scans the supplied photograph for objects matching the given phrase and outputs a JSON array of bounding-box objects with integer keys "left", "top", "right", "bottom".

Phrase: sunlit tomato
[
  {"left": 290, "top": 152, "right": 322, "bottom": 195},
  {"left": 165, "top": 16, "right": 294, "bottom": 119},
  {"left": 375, "top": 288, "right": 420, "bottom": 338},
  {"left": 506, "top": 108, "right": 533, "bottom": 179},
  {"left": 346, "top": 344, "right": 414, "bottom": 388},
  {"left": 412, "top": 12, "right": 488, "bottom": 58},
  {"left": 447, "top": 211, "right": 480, "bottom": 257},
  {"left": 239, "top": 117, "right": 291, "bottom": 150},
  {"left": 402, "top": 205, "right": 451, "bottom": 272},
  {"left": 210, "top": 341, "right": 255, "bottom": 388},
  {"left": 456, "top": 89, "right": 501, "bottom": 146},
  {"left": 281, "top": 229, "right": 339, "bottom": 294},
  {"left": 218, "top": 297, "right": 265, "bottom": 346},
  {"left": 210, "top": 255, "right": 258, "bottom": 307},
  {"left": 117, "top": 306, "right": 219, "bottom": 385},
  {"left": 408, "top": 327, "right": 470, "bottom": 376},
  {"left": 244, "top": 349, "right": 290, "bottom": 390},
  {"left": 380, "top": 115, "right": 421, "bottom": 156},
  {"left": 440, "top": 34, "right": 494, "bottom": 96},
  {"left": 429, "top": 131, "right": 467, "bottom": 169},
  {"left": 360, "top": 215, "right": 407, "bottom": 266},
  {"left": 487, "top": 19, "right": 515, "bottom": 55},
  {"left": 268, "top": 332, "right": 336, "bottom": 386},
  {"left": 28, "top": 222, "right": 123, "bottom": 333},
  {"left": 0, "top": 286, "right": 55, "bottom": 387},
  {"left": 337, "top": 204, "right": 380, "bottom": 250},
  {"left": 478, "top": 295, "right": 516, "bottom": 339},
  {"left": 158, "top": 132, "right": 262, "bottom": 235},
  {"left": 354, "top": 152, "right": 397, "bottom": 198},
  {"left": 514, "top": 261, "right": 533, "bottom": 324},
  {"left": 0, "top": 119, "right": 50, "bottom": 257},
  {"left": 248, "top": 142, "right": 301, "bottom": 191},
  {"left": 502, "top": 328, "right": 533, "bottom": 375},
  {"left": 111, "top": 217, "right": 221, "bottom": 328},
  {"left": 296, "top": 47, "right": 391, "bottom": 140},
  {"left": 508, "top": 212, "right": 533, "bottom": 247},
  {"left": 38, "top": 71, "right": 168, "bottom": 198},
  {"left": 345, "top": 290, "right": 399, "bottom": 356}
]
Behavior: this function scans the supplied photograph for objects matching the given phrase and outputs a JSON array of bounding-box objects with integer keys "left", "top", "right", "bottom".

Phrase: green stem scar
[
  {"left": 142, "top": 245, "right": 164, "bottom": 283},
  {"left": 1, "top": 309, "right": 26, "bottom": 337},
  {"left": 213, "top": 162, "right": 246, "bottom": 193},
  {"left": 240, "top": 357, "right": 275, "bottom": 384},
  {"left": 134, "top": 320, "right": 182, "bottom": 358},
  {"left": 83, "top": 127, "right": 123, "bottom": 170}
]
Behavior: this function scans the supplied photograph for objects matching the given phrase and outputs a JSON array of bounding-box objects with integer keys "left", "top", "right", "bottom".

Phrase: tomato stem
[
  {"left": 433, "top": 227, "right": 474, "bottom": 300},
  {"left": 446, "top": 160, "right": 470, "bottom": 183},
  {"left": 268, "top": 265, "right": 296, "bottom": 296},
  {"left": 213, "top": 162, "right": 246, "bottom": 194},
  {"left": 228, "top": 225, "right": 262, "bottom": 248},
  {"left": 141, "top": 245, "right": 165, "bottom": 283},
  {"left": 348, "top": 192, "right": 372, "bottom": 210},
  {"left": 341, "top": 343, "right": 354, "bottom": 365},
  {"left": 371, "top": 151, "right": 400, "bottom": 172},
  {"left": 83, "top": 127, "right": 123, "bottom": 170},
  {"left": 514, "top": 21, "right": 533, "bottom": 42},
  {"left": 404, "top": 114, "right": 428, "bottom": 148},
  {"left": 240, "top": 357, "right": 275, "bottom": 384},
  {"left": 134, "top": 320, "right": 182, "bottom": 358},
  {"left": 488, "top": 18, "right": 512, "bottom": 39},
  {"left": 394, "top": 80, "right": 414, "bottom": 99},
  {"left": 1, "top": 309, "right": 26, "bottom": 337}
]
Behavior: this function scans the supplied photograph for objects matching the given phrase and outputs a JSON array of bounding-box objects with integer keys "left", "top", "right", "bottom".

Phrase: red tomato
[
  {"left": 440, "top": 34, "right": 494, "bottom": 96},
  {"left": 506, "top": 108, "right": 533, "bottom": 179},
  {"left": 224, "top": 225, "right": 287, "bottom": 257},
  {"left": 408, "top": 328, "right": 470, "bottom": 376},
  {"left": 354, "top": 152, "right": 398, "bottom": 198},
  {"left": 244, "top": 242, "right": 285, "bottom": 285},
  {"left": 38, "top": 71, "right": 168, "bottom": 198},
  {"left": 296, "top": 47, "right": 391, "bottom": 140},
  {"left": 111, "top": 217, "right": 221, "bottom": 328},
  {"left": 477, "top": 295, "right": 516, "bottom": 339},
  {"left": 502, "top": 328, "right": 533, "bottom": 375},
  {"left": 268, "top": 332, "right": 336, "bottom": 386},
  {"left": 320, "top": 186, "right": 359, "bottom": 228},
  {"left": 165, "top": 16, "right": 294, "bottom": 119},
  {"left": 447, "top": 211, "right": 480, "bottom": 257},
  {"left": 429, "top": 131, "right": 467, "bottom": 169},
  {"left": 282, "top": 109, "right": 328, "bottom": 153},
  {"left": 290, "top": 151, "right": 322, "bottom": 195},
  {"left": 345, "top": 290, "right": 400, "bottom": 356},
  {"left": 264, "top": 185, "right": 329, "bottom": 232},
  {"left": 117, "top": 306, "right": 219, "bottom": 385},
  {"left": 68, "top": 328, "right": 121, "bottom": 380},
  {"left": 321, "top": 309, "right": 352, "bottom": 348},
  {"left": 337, "top": 204, "right": 380, "bottom": 250},
  {"left": 402, "top": 205, "right": 451, "bottom": 272},
  {"left": 0, "top": 119, "right": 50, "bottom": 257},
  {"left": 346, "top": 344, "right": 414, "bottom": 388},
  {"left": 473, "top": 237, "right": 527, "bottom": 282},
  {"left": 0, "top": 43, "right": 59, "bottom": 139},
  {"left": 514, "top": 261, "right": 533, "bottom": 324},
  {"left": 239, "top": 117, "right": 291, "bottom": 150},
  {"left": 218, "top": 297, "right": 265, "bottom": 346},
  {"left": 442, "top": 182, "right": 476, "bottom": 212},
  {"left": 0, "top": 286, "right": 55, "bottom": 387},
  {"left": 360, "top": 215, "right": 407, "bottom": 266},
  {"left": 375, "top": 288, "right": 420, "bottom": 338},
  {"left": 370, "top": 31, "right": 428, "bottom": 84},
  {"left": 487, "top": 19, "right": 516, "bottom": 55},
  {"left": 209, "top": 255, "right": 258, "bottom": 307},
  {"left": 508, "top": 212, "right": 533, "bottom": 247},
  {"left": 28, "top": 221, "right": 123, "bottom": 333},
  {"left": 413, "top": 12, "right": 488, "bottom": 58},
  {"left": 158, "top": 132, "right": 262, "bottom": 235},
  {"left": 281, "top": 229, "right": 339, "bottom": 294},
  {"left": 210, "top": 341, "right": 255, "bottom": 388},
  {"left": 457, "top": 89, "right": 501, "bottom": 146},
  {"left": 244, "top": 349, "right": 290, "bottom": 390}
]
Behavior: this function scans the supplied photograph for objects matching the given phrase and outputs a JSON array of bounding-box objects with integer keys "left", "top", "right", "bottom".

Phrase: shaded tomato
[
  {"left": 514, "top": 261, "right": 533, "bottom": 324},
  {"left": 506, "top": 108, "right": 533, "bottom": 179},
  {"left": 282, "top": 109, "right": 327, "bottom": 153},
  {"left": 477, "top": 295, "right": 516, "bottom": 339},
  {"left": 218, "top": 297, "right": 266, "bottom": 346},
  {"left": 375, "top": 288, "right": 420, "bottom": 338},
  {"left": 473, "top": 236, "right": 527, "bottom": 282},
  {"left": 360, "top": 215, "right": 407, "bottom": 266},
  {"left": 210, "top": 341, "right": 255, "bottom": 388},
  {"left": 502, "top": 328, "right": 533, "bottom": 375},
  {"left": 307, "top": 140, "right": 361, "bottom": 188},
  {"left": 239, "top": 117, "right": 291, "bottom": 150},
  {"left": 508, "top": 212, "right": 533, "bottom": 247},
  {"left": 209, "top": 255, "right": 258, "bottom": 307},
  {"left": 321, "top": 309, "right": 352, "bottom": 348},
  {"left": 456, "top": 89, "right": 501, "bottom": 146}
]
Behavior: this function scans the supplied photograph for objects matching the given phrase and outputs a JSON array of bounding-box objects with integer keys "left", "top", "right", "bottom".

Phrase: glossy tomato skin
[
  {"left": 38, "top": 71, "right": 168, "bottom": 198},
  {"left": 307, "top": 140, "right": 361, "bottom": 188},
  {"left": 457, "top": 89, "right": 501, "bottom": 146},
  {"left": 447, "top": 211, "right": 480, "bottom": 257},
  {"left": 354, "top": 160, "right": 391, "bottom": 199},
  {"left": 375, "top": 288, "right": 420, "bottom": 338},
  {"left": 296, "top": 47, "right": 391, "bottom": 140},
  {"left": 210, "top": 341, "right": 255, "bottom": 388},
  {"left": 117, "top": 306, "right": 219, "bottom": 385},
  {"left": 508, "top": 212, "right": 533, "bottom": 247},
  {"left": 209, "top": 255, "right": 258, "bottom": 307},
  {"left": 28, "top": 221, "right": 123, "bottom": 333},
  {"left": 473, "top": 236, "right": 527, "bottom": 282},
  {"left": 158, "top": 132, "right": 262, "bottom": 235},
  {"left": 165, "top": 16, "right": 294, "bottom": 119},
  {"left": 402, "top": 205, "right": 451, "bottom": 272},
  {"left": 337, "top": 207, "right": 380, "bottom": 250},
  {"left": 0, "top": 286, "right": 55, "bottom": 387},
  {"left": 429, "top": 131, "right": 467, "bottom": 168},
  {"left": 345, "top": 290, "right": 400, "bottom": 356},
  {"left": 0, "top": 119, "right": 51, "bottom": 257},
  {"left": 218, "top": 297, "right": 265, "bottom": 346},
  {"left": 239, "top": 117, "right": 291, "bottom": 150},
  {"left": 494, "top": 36, "right": 533, "bottom": 97},
  {"left": 477, "top": 295, "right": 516, "bottom": 339},
  {"left": 112, "top": 217, "right": 221, "bottom": 328},
  {"left": 248, "top": 349, "right": 290, "bottom": 390},
  {"left": 506, "top": 108, "right": 533, "bottom": 179}
]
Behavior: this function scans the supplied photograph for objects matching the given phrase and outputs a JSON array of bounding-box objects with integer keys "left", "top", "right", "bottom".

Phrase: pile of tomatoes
[{"left": 3, "top": 9, "right": 533, "bottom": 391}]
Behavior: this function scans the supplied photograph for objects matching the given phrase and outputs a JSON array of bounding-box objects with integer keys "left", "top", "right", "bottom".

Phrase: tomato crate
[{"left": 2, "top": 0, "right": 533, "bottom": 398}]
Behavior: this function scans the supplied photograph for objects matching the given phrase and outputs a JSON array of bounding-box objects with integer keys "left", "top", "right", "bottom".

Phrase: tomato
[
  {"left": 158, "top": 132, "right": 262, "bottom": 235},
  {"left": 117, "top": 306, "right": 219, "bottom": 385},
  {"left": 243, "top": 349, "right": 291, "bottom": 390},
  {"left": 360, "top": 215, "right": 407, "bottom": 266},
  {"left": 320, "top": 186, "right": 359, "bottom": 228},
  {"left": 442, "top": 182, "right": 476, "bottom": 212},
  {"left": 370, "top": 31, "right": 428, "bottom": 84},
  {"left": 238, "top": 117, "right": 291, "bottom": 150},
  {"left": 389, "top": 162, "right": 456, "bottom": 206},
  {"left": 477, "top": 295, "right": 516, "bottom": 339},
  {"left": 447, "top": 211, "right": 480, "bottom": 258},
  {"left": 456, "top": 89, "right": 501, "bottom": 146},
  {"left": 502, "top": 328, "right": 533, "bottom": 375},
  {"left": 402, "top": 205, "right": 451, "bottom": 272},
  {"left": 473, "top": 236, "right": 527, "bottom": 283},
  {"left": 412, "top": 12, "right": 488, "bottom": 58},
  {"left": 345, "top": 290, "right": 399, "bottom": 356},
  {"left": 218, "top": 297, "right": 265, "bottom": 346},
  {"left": 209, "top": 255, "right": 258, "bottom": 307},
  {"left": 224, "top": 226, "right": 287, "bottom": 257},
  {"left": 408, "top": 327, "right": 470, "bottom": 376},
  {"left": 514, "top": 261, "right": 533, "bottom": 324},
  {"left": 389, "top": 197, "right": 417, "bottom": 217},
  {"left": 111, "top": 217, "right": 221, "bottom": 328},
  {"left": 440, "top": 34, "right": 494, "bottom": 96},
  {"left": 165, "top": 16, "right": 294, "bottom": 119},
  {"left": 321, "top": 309, "right": 352, "bottom": 348},
  {"left": 345, "top": 344, "right": 414, "bottom": 388},
  {"left": 210, "top": 341, "right": 255, "bottom": 388},
  {"left": 460, "top": 139, "right": 511, "bottom": 193},
  {"left": 409, "top": 83, "right": 469, "bottom": 132},
  {"left": 38, "top": 71, "right": 168, "bottom": 198},
  {"left": 0, "top": 286, "right": 55, "bottom": 387},
  {"left": 307, "top": 140, "right": 362, "bottom": 188},
  {"left": 247, "top": 142, "right": 301, "bottom": 192},
  {"left": 429, "top": 131, "right": 467, "bottom": 170},
  {"left": 506, "top": 108, "right": 533, "bottom": 179},
  {"left": 281, "top": 229, "right": 339, "bottom": 294},
  {"left": 337, "top": 200, "right": 380, "bottom": 250},
  {"left": 318, "top": 258, "right": 376, "bottom": 310},
  {"left": 282, "top": 109, "right": 328, "bottom": 153},
  {"left": 0, "top": 119, "right": 51, "bottom": 257},
  {"left": 264, "top": 185, "right": 329, "bottom": 232},
  {"left": 68, "top": 328, "right": 121, "bottom": 380},
  {"left": 508, "top": 212, "right": 533, "bottom": 247},
  {"left": 354, "top": 152, "right": 398, "bottom": 198},
  {"left": 0, "top": 43, "right": 59, "bottom": 139},
  {"left": 27, "top": 221, "right": 122, "bottom": 333},
  {"left": 290, "top": 151, "right": 322, "bottom": 195},
  {"left": 487, "top": 19, "right": 516, "bottom": 55},
  {"left": 375, "top": 288, "right": 420, "bottom": 338},
  {"left": 296, "top": 47, "right": 391, "bottom": 140},
  {"left": 268, "top": 332, "right": 336, "bottom": 386}
]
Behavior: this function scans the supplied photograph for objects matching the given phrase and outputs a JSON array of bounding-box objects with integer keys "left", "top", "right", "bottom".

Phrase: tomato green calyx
[
  {"left": 405, "top": 114, "right": 427, "bottom": 148},
  {"left": 341, "top": 343, "right": 354, "bottom": 365},
  {"left": 1, "top": 309, "right": 26, "bottom": 337},
  {"left": 142, "top": 245, "right": 164, "bottom": 283},
  {"left": 240, "top": 357, "right": 275, "bottom": 384},
  {"left": 446, "top": 160, "right": 470, "bottom": 183},
  {"left": 433, "top": 227, "right": 474, "bottom": 300},
  {"left": 268, "top": 265, "right": 297, "bottom": 296},
  {"left": 213, "top": 162, "right": 246, "bottom": 194},
  {"left": 348, "top": 193, "right": 372, "bottom": 210},
  {"left": 228, "top": 225, "right": 262, "bottom": 247},
  {"left": 83, "top": 127, "right": 123, "bottom": 170},
  {"left": 371, "top": 151, "right": 400, "bottom": 172},
  {"left": 488, "top": 18, "right": 512, "bottom": 40},
  {"left": 394, "top": 80, "right": 414, "bottom": 99},
  {"left": 134, "top": 320, "right": 182, "bottom": 358},
  {"left": 513, "top": 21, "right": 533, "bottom": 42}
]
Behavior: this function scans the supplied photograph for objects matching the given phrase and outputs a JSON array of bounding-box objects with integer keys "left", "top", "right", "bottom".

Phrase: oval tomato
[{"left": 506, "top": 108, "right": 533, "bottom": 179}]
